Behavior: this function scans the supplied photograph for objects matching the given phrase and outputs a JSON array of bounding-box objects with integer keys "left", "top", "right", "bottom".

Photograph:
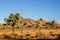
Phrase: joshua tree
[
  {"left": 15, "top": 13, "right": 23, "bottom": 20},
  {"left": 4, "top": 13, "right": 23, "bottom": 33}
]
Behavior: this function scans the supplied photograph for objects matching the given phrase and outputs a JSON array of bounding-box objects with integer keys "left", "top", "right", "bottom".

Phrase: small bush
[
  {"left": 26, "top": 34, "right": 30, "bottom": 36},
  {"left": 2, "top": 34, "right": 12, "bottom": 39},
  {"left": 16, "top": 26, "right": 19, "bottom": 29}
]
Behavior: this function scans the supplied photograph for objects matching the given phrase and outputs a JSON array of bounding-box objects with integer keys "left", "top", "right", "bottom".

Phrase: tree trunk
[{"left": 12, "top": 26, "right": 14, "bottom": 33}]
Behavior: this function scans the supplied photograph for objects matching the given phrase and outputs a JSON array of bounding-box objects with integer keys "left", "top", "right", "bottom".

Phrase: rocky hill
[{"left": 0, "top": 13, "right": 60, "bottom": 40}]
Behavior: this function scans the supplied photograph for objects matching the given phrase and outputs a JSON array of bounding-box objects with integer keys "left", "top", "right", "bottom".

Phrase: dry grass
[{"left": 0, "top": 28, "right": 60, "bottom": 39}]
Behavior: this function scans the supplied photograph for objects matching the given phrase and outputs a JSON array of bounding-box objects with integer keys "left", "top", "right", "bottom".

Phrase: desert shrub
[
  {"left": 26, "top": 34, "right": 30, "bottom": 36},
  {"left": 57, "top": 34, "right": 60, "bottom": 39},
  {"left": 4, "top": 35, "right": 12, "bottom": 39},
  {"left": 0, "top": 28, "right": 2, "bottom": 30},
  {"left": 16, "top": 26, "right": 19, "bottom": 29},
  {"left": 50, "top": 34, "right": 55, "bottom": 37},
  {"left": 3, "top": 27, "right": 5, "bottom": 29},
  {"left": 35, "top": 31, "right": 45, "bottom": 39},
  {"left": 11, "top": 33, "right": 17, "bottom": 38},
  {"left": 20, "top": 35, "right": 23, "bottom": 39},
  {"left": 3, "top": 23, "right": 6, "bottom": 26},
  {"left": 2, "top": 34, "right": 12, "bottom": 39}
]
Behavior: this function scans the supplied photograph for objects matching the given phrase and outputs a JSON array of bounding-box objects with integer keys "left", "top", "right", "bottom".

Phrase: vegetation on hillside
[
  {"left": 3, "top": 13, "right": 60, "bottom": 30},
  {"left": 0, "top": 13, "right": 60, "bottom": 40}
]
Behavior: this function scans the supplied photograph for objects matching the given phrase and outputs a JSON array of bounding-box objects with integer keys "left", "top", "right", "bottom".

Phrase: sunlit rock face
[
  {"left": 0, "top": 24, "right": 2, "bottom": 26},
  {"left": 50, "top": 21, "right": 60, "bottom": 29},
  {"left": 51, "top": 20, "right": 58, "bottom": 25},
  {"left": 20, "top": 18, "right": 36, "bottom": 28},
  {"left": 36, "top": 18, "right": 46, "bottom": 27}
]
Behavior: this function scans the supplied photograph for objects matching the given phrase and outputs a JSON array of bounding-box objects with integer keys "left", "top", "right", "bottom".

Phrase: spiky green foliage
[{"left": 4, "top": 13, "right": 23, "bottom": 32}]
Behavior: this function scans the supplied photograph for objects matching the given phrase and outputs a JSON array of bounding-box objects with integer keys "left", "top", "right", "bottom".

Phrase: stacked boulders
[{"left": 21, "top": 18, "right": 36, "bottom": 28}]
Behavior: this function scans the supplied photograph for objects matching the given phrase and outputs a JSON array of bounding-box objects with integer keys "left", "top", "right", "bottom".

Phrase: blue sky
[{"left": 0, "top": 0, "right": 60, "bottom": 23}]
